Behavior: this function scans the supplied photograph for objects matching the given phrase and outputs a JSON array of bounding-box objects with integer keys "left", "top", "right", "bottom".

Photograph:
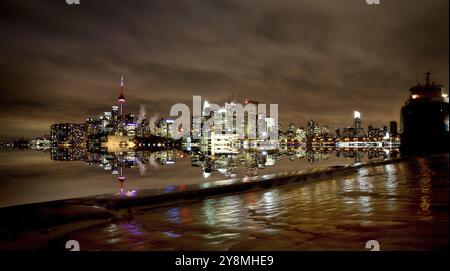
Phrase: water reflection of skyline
[
  {"left": 49, "top": 147, "right": 399, "bottom": 173},
  {"left": 0, "top": 146, "right": 402, "bottom": 207},
  {"left": 44, "top": 147, "right": 399, "bottom": 193}
]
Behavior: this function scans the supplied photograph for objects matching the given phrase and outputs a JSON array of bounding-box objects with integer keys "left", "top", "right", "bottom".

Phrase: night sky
[{"left": 0, "top": 0, "right": 448, "bottom": 140}]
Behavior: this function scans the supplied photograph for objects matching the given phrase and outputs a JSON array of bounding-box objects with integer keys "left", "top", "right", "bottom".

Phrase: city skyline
[
  {"left": 3, "top": 73, "right": 403, "bottom": 142},
  {"left": 0, "top": 0, "right": 448, "bottom": 141},
  {"left": 13, "top": 76, "right": 400, "bottom": 145}
]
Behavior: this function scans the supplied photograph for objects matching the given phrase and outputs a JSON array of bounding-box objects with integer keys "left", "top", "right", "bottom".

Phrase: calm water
[
  {"left": 67, "top": 154, "right": 448, "bottom": 250},
  {"left": 0, "top": 148, "right": 394, "bottom": 207}
]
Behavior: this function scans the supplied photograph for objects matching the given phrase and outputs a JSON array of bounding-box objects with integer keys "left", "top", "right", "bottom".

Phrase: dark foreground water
[{"left": 66, "top": 154, "right": 448, "bottom": 251}]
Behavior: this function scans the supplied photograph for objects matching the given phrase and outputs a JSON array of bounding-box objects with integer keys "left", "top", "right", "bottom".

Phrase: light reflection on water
[
  {"left": 68, "top": 154, "right": 448, "bottom": 250},
  {"left": 0, "top": 148, "right": 399, "bottom": 207}
]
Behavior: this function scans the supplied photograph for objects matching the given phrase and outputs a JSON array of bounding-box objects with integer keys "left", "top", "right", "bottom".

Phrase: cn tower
[{"left": 118, "top": 75, "right": 126, "bottom": 123}]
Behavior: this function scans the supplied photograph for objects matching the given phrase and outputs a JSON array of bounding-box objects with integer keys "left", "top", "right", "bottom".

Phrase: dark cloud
[{"left": 0, "top": 0, "right": 448, "bottom": 140}]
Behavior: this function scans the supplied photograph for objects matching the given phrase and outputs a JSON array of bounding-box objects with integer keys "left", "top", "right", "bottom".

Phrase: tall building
[
  {"left": 244, "top": 100, "right": 258, "bottom": 139},
  {"left": 321, "top": 126, "right": 330, "bottom": 136},
  {"left": 111, "top": 105, "right": 119, "bottom": 115},
  {"left": 85, "top": 118, "right": 102, "bottom": 137},
  {"left": 354, "top": 111, "right": 363, "bottom": 137},
  {"left": 118, "top": 76, "right": 126, "bottom": 125},
  {"left": 155, "top": 118, "right": 175, "bottom": 138},
  {"left": 192, "top": 115, "right": 202, "bottom": 140},
  {"left": 389, "top": 121, "right": 398, "bottom": 137},
  {"left": 295, "top": 127, "right": 306, "bottom": 141},
  {"left": 287, "top": 123, "right": 296, "bottom": 138},
  {"left": 307, "top": 119, "right": 316, "bottom": 138},
  {"left": 335, "top": 128, "right": 341, "bottom": 138},
  {"left": 265, "top": 117, "right": 277, "bottom": 138},
  {"left": 51, "top": 123, "right": 85, "bottom": 146}
]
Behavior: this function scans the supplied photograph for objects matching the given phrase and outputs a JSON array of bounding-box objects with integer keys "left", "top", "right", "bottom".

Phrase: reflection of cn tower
[{"left": 118, "top": 164, "right": 126, "bottom": 193}]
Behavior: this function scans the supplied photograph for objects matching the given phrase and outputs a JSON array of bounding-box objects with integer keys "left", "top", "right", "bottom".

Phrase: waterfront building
[
  {"left": 353, "top": 111, "right": 363, "bottom": 138},
  {"left": 307, "top": 119, "right": 316, "bottom": 138},
  {"left": 368, "top": 126, "right": 385, "bottom": 139},
  {"left": 85, "top": 118, "right": 102, "bottom": 137},
  {"left": 321, "top": 126, "right": 330, "bottom": 137},
  {"left": 265, "top": 117, "right": 276, "bottom": 133},
  {"left": 287, "top": 123, "right": 296, "bottom": 138},
  {"left": 155, "top": 118, "right": 175, "bottom": 138},
  {"left": 296, "top": 127, "right": 306, "bottom": 142},
  {"left": 30, "top": 136, "right": 51, "bottom": 150},
  {"left": 210, "top": 132, "right": 239, "bottom": 155},
  {"left": 389, "top": 121, "right": 398, "bottom": 137},
  {"left": 50, "top": 123, "right": 85, "bottom": 146},
  {"left": 192, "top": 115, "right": 202, "bottom": 140},
  {"left": 111, "top": 105, "right": 119, "bottom": 126},
  {"left": 335, "top": 128, "right": 341, "bottom": 138},
  {"left": 244, "top": 99, "right": 259, "bottom": 139}
]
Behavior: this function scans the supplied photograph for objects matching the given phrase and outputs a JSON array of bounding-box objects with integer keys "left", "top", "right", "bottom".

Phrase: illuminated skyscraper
[
  {"left": 354, "top": 111, "right": 363, "bottom": 137},
  {"left": 307, "top": 119, "right": 317, "bottom": 139},
  {"left": 244, "top": 100, "right": 258, "bottom": 139},
  {"left": 354, "top": 111, "right": 361, "bottom": 130},
  {"left": 287, "top": 123, "right": 296, "bottom": 138}
]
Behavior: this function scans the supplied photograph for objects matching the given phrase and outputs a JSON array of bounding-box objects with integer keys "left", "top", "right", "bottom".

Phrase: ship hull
[{"left": 400, "top": 101, "right": 449, "bottom": 154}]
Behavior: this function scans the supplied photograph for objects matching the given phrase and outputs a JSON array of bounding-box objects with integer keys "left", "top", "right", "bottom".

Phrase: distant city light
[
  {"left": 412, "top": 94, "right": 419, "bottom": 99},
  {"left": 354, "top": 111, "right": 361, "bottom": 119}
]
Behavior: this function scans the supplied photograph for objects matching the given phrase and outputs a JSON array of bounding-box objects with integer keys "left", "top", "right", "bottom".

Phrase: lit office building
[
  {"left": 367, "top": 126, "right": 384, "bottom": 139},
  {"left": 321, "top": 126, "right": 330, "bottom": 136},
  {"left": 210, "top": 132, "right": 239, "bottom": 155},
  {"left": 244, "top": 100, "right": 258, "bottom": 139},
  {"left": 287, "top": 123, "right": 296, "bottom": 138},
  {"left": 354, "top": 111, "right": 363, "bottom": 137},
  {"left": 192, "top": 115, "right": 202, "bottom": 140},
  {"left": 295, "top": 128, "right": 306, "bottom": 142},
  {"left": 85, "top": 118, "right": 102, "bottom": 136},
  {"left": 51, "top": 123, "right": 85, "bottom": 146},
  {"left": 307, "top": 119, "right": 316, "bottom": 138},
  {"left": 155, "top": 118, "right": 175, "bottom": 138},
  {"left": 265, "top": 117, "right": 277, "bottom": 135}
]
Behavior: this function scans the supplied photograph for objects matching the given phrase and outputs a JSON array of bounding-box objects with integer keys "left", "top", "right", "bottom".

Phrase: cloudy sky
[{"left": 0, "top": 0, "right": 448, "bottom": 140}]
